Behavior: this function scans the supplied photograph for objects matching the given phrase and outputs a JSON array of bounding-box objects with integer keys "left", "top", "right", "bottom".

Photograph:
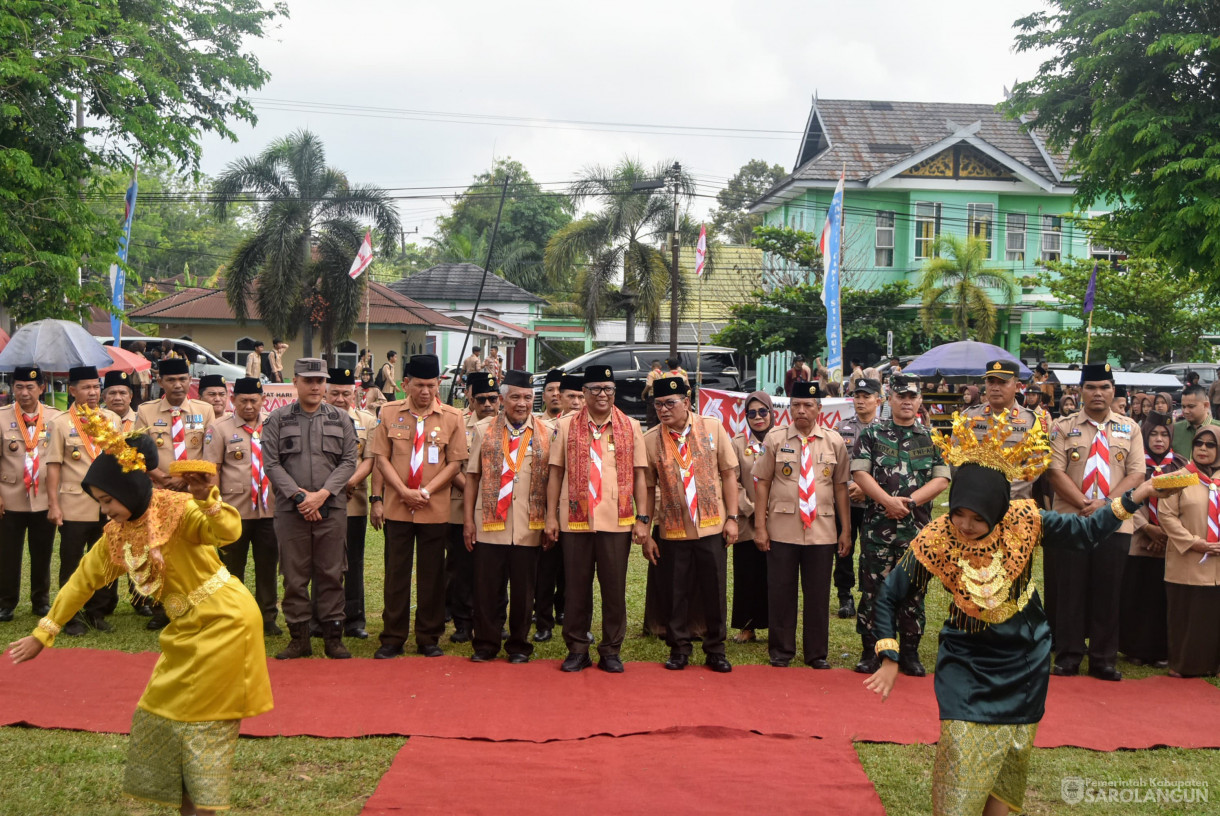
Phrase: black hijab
[
  {"left": 81, "top": 434, "right": 159, "bottom": 520},
  {"left": 948, "top": 463, "right": 1011, "bottom": 536}
]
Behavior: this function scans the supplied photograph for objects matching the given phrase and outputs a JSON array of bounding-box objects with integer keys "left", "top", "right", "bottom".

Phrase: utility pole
[{"left": 669, "top": 161, "right": 681, "bottom": 359}]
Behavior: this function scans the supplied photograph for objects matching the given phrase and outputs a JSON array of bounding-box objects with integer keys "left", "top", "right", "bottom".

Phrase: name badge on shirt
[{"left": 428, "top": 444, "right": 439, "bottom": 465}]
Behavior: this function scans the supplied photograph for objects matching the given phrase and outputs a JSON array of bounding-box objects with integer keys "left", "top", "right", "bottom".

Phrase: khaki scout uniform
[
  {"left": 643, "top": 415, "right": 738, "bottom": 657},
  {"left": 342, "top": 407, "right": 378, "bottom": 632},
  {"left": 549, "top": 412, "right": 647, "bottom": 658},
  {"left": 135, "top": 397, "right": 215, "bottom": 463},
  {"left": 466, "top": 415, "right": 547, "bottom": 658},
  {"left": 202, "top": 413, "right": 278, "bottom": 626},
  {"left": 46, "top": 407, "right": 121, "bottom": 618},
  {"left": 445, "top": 410, "right": 481, "bottom": 636},
  {"left": 1045, "top": 410, "right": 1145, "bottom": 673},
  {"left": 0, "top": 403, "right": 61, "bottom": 614},
  {"left": 1157, "top": 481, "right": 1220, "bottom": 676},
  {"left": 262, "top": 400, "right": 358, "bottom": 626},
  {"left": 246, "top": 351, "right": 262, "bottom": 378},
  {"left": 116, "top": 409, "right": 138, "bottom": 432},
  {"left": 963, "top": 403, "right": 1040, "bottom": 500},
  {"left": 753, "top": 423, "right": 849, "bottom": 666},
  {"left": 369, "top": 399, "right": 468, "bottom": 650}
]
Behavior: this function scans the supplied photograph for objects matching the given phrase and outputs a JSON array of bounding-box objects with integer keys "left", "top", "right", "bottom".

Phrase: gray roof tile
[{"left": 388, "top": 263, "right": 546, "bottom": 304}]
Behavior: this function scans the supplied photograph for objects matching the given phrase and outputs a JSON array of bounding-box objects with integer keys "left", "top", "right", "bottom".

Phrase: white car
[{"left": 96, "top": 336, "right": 250, "bottom": 383}]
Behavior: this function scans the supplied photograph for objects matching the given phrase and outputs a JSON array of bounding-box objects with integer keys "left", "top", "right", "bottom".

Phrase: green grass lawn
[{"left": 1, "top": 508, "right": 1217, "bottom": 814}]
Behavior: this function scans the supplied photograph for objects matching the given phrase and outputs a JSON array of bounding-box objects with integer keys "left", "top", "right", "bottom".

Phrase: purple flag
[{"left": 1083, "top": 262, "right": 1098, "bottom": 314}]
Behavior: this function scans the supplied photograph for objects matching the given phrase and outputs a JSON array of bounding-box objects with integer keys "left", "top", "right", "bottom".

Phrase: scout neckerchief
[
  {"left": 15, "top": 405, "right": 45, "bottom": 497},
  {"left": 1081, "top": 418, "right": 1111, "bottom": 500},
  {"left": 68, "top": 404, "right": 104, "bottom": 461},
  {"left": 1145, "top": 450, "right": 1176, "bottom": 525},
  {"left": 407, "top": 405, "right": 436, "bottom": 490},
  {"left": 1185, "top": 461, "right": 1220, "bottom": 543},
  {"left": 666, "top": 423, "right": 697, "bottom": 523},
  {"left": 566, "top": 406, "right": 635, "bottom": 530},
  {"left": 588, "top": 417, "right": 610, "bottom": 513},
  {"left": 798, "top": 430, "right": 817, "bottom": 528},
  {"left": 478, "top": 416, "right": 550, "bottom": 531},
  {"left": 170, "top": 404, "right": 187, "bottom": 461},
  {"left": 656, "top": 417, "right": 721, "bottom": 536},
  {"left": 242, "top": 421, "right": 270, "bottom": 510},
  {"left": 497, "top": 422, "right": 532, "bottom": 518}
]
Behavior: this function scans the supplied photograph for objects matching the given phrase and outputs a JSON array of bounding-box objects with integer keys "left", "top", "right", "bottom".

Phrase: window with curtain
[
  {"left": 967, "top": 203, "right": 994, "bottom": 258},
  {"left": 875, "top": 210, "right": 895, "bottom": 267},
  {"left": 1040, "top": 215, "right": 1062, "bottom": 262},
  {"left": 914, "top": 201, "right": 941, "bottom": 259},
  {"left": 1005, "top": 212, "right": 1026, "bottom": 261}
]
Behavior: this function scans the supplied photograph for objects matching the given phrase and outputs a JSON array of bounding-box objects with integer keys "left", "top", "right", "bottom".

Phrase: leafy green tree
[
  {"left": 544, "top": 157, "right": 695, "bottom": 343},
  {"left": 750, "top": 224, "right": 823, "bottom": 287},
  {"left": 1008, "top": 1, "right": 1220, "bottom": 284},
  {"left": 1033, "top": 258, "right": 1220, "bottom": 365},
  {"left": 0, "top": 0, "right": 286, "bottom": 322},
  {"left": 211, "top": 130, "right": 401, "bottom": 358},
  {"left": 711, "top": 159, "right": 787, "bottom": 245},
  {"left": 918, "top": 235, "right": 1017, "bottom": 341}
]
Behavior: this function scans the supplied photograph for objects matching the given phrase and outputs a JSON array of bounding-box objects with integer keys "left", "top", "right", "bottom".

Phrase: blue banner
[
  {"left": 110, "top": 169, "right": 138, "bottom": 344},
  {"left": 821, "top": 175, "right": 844, "bottom": 379}
]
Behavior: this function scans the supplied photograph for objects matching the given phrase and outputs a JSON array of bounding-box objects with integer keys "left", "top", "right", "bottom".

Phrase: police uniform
[
  {"left": 1045, "top": 363, "right": 1145, "bottom": 677},
  {"left": 201, "top": 377, "right": 279, "bottom": 634},
  {"left": 262, "top": 358, "right": 359, "bottom": 658},
  {"left": 851, "top": 375, "right": 951, "bottom": 667},
  {"left": 369, "top": 354, "right": 468, "bottom": 657},
  {"left": 643, "top": 376, "right": 738, "bottom": 668},
  {"left": 46, "top": 370, "right": 122, "bottom": 628},
  {"left": 833, "top": 377, "right": 882, "bottom": 608},
  {"left": 962, "top": 361, "right": 1041, "bottom": 500},
  {"left": 337, "top": 370, "right": 378, "bottom": 638},
  {"left": 446, "top": 372, "right": 496, "bottom": 641},
  {"left": 0, "top": 369, "right": 61, "bottom": 619},
  {"left": 753, "top": 387, "right": 850, "bottom": 667}
]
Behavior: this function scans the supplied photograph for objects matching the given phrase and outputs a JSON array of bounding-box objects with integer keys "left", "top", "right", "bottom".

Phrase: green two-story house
[{"left": 750, "top": 97, "right": 1115, "bottom": 371}]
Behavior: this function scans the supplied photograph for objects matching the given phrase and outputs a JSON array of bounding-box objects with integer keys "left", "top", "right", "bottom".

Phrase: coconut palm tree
[
  {"left": 918, "top": 234, "right": 1018, "bottom": 342},
  {"left": 544, "top": 157, "right": 695, "bottom": 343},
  {"left": 211, "top": 130, "right": 401, "bottom": 357}
]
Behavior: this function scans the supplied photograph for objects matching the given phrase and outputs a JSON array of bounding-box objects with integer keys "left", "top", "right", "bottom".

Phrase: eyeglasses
[
  {"left": 585, "top": 386, "right": 615, "bottom": 395},
  {"left": 474, "top": 396, "right": 498, "bottom": 405},
  {"left": 746, "top": 408, "right": 769, "bottom": 419},
  {"left": 1193, "top": 439, "right": 1218, "bottom": 449},
  {"left": 654, "top": 398, "right": 684, "bottom": 411}
]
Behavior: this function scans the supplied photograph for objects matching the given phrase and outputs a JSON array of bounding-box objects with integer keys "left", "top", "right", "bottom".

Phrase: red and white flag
[
  {"left": 818, "top": 171, "right": 845, "bottom": 257},
  {"left": 348, "top": 231, "right": 373, "bottom": 279},
  {"left": 695, "top": 223, "right": 707, "bottom": 277}
]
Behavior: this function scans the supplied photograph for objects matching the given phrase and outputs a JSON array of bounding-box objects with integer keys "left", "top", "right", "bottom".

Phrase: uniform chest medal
[
  {"left": 822, "top": 465, "right": 831, "bottom": 477},
  {"left": 234, "top": 449, "right": 244, "bottom": 460},
  {"left": 71, "top": 448, "right": 81, "bottom": 460},
  {"left": 1115, "top": 450, "right": 1125, "bottom": 462},
  {"left": 1070, "top": 449, "right": 1081, "bottom": 461},
  {"left": 7, "top": 440, "right": 17, "bottom": 452},
  {"left": 782, "top": 463, "right": 793, "bottom": 477},
  {"left": 156, "top": 436, "right": 165, "bottom": 446}
]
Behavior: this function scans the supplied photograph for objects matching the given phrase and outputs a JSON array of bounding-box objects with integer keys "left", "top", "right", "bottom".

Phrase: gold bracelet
[
  {"left": 1110, "top": 496, "right": 1135, "bottom": 522},
  {"left": 37, "top": 617, "right": 61, "bottom": 636},
  {"left": 874, "top": 638, "right": 899, "bottom": 656}
]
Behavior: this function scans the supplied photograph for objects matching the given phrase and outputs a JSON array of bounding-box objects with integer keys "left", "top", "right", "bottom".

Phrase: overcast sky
[{"left": 197, "top": 0, "right": 1050, "bottom": 238}]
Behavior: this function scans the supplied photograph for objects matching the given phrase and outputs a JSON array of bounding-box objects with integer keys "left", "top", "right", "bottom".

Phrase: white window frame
[
  {"left": 333, "top": 340, "right": 358, "bottom": 371},
  {"left": 967, "top": 203, "right": 995, "bottom": 259},
  {"left": 875, "top": 210, "right": 895, "bottom": 267},
  {"left": 1005, "top": 213, "right": 1026, "bottom": 261},
  {"left": 914, "top": 201, "right": 941, "bottom": 260},
  {"left": 1041, "top": 215, "right": 1062, "bottom": 262}
]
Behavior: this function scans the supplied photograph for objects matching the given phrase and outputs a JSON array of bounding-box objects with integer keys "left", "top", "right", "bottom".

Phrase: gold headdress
[
  {"left": 932, "top": 409, "right": 1051, "bottom": 482},
  {"left": 79, "top": 405, "right": 146, "bottom": 473}
]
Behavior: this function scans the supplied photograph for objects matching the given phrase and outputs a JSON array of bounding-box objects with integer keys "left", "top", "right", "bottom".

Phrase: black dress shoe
[
  {"left": 374, "top": 645, "right": 403, "bottom": 660},
  {"left": 598, "top": 655, "right": 625, "bottom": 673},
  {"left": 264, "top": 622, "right": 283, "bottom": 637},
  {"left": 533, "top": 628, "right": 552, "bottom": 643},
  {"left": 32, "top": 604, "right": 50, "bottom": 617},
  {"left": 132, "top": 604, "right": 154, "bottom": 617},
  {"left": 470, "top": 651, "right": 497, "bottom": 663},
  {"left": 561, "top": 652, "right": 592, "bottom": 672},
  {"left": 769, "top": 658, "right": 790, "bottom": 668},
  {"left": 508, "top": 653, "right": 530, "bottom": 664},
  {"left": 706, "top": 654, "right": 733, "bottom": 673},
  {"left": 1088, "top": 666, "right": 1123, "bottom": 682},
  {"left": 854, "top": 654, "right": 882, "bottom": 674},
  {"left": 836, "top": 597, "right": 856, "bottom": 619},
  {"left": 86, "top": 613, "right": 113, "bottom": 633},
  {"left": 418, "top": 644, "right": 444, "bottom": 657},
  {"left": 345, "top": 627, "right": 368, "bottom": 639},
  {"left": 806, "top": 658, "right": 831, "bottom": 670},
  {"left": 450, "top": 627, "right": 471, "bottom": 643},
  {"left": 63, "top": 618, "right": 87, "bottom": 637},
  {"left": 1050, "top": 663, "right": 1079, "bottom": 677},
  {"left": 664, "top": 653, "right": 689, "bottom": 671},
  {"left": 0, "top": 608, "right": 13, "bottom": 622},
  {"left": 146, "top": 613, "right": 169, "bottom": 631}
]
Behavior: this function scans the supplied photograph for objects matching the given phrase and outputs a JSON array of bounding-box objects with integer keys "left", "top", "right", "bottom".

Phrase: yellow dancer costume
[{"left": 20, "top": 409, "right": 273, "bottom": 811}]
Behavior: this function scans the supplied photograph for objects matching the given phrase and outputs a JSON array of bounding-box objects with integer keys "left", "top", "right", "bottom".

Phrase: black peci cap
[
  {"left": 653, "top": 375, "right": 689, "bottom": 396},
  {"left": 467, "top": 371, "right": 497, "bottom": 396},
  {"left": 102, "top": 370, "right": 131, "bottom": 391},
  {"left": 502, "top": 370, "right": 532, "bottom": 389},
  {"left": 68, "top": 366, "right": 99, "bottom": 383},
  {"left": 158, "top": 358, "right": 190, "bottom": 377},
  {"left": 544, "top": 368, "right": 564, "bottom": 386},
  {"left": 406, "top": 354, "right": 440, "bottom": 380},
  {"left": 198, "top": 374, "right": 226, "bottom": 392},
  {"left": 791, "top": 381, "right": 822, "bottom": 399},
  {"left": 559, "top": 374, "right": 583, "bottom": 392},
  {"left": 328, "top": 367, "right": 356, "bottom": 386},
  {"left": 232, "top": 377, "right": 263, "bottom": 396},
  {"left": 1080, "top": 362, "right": 1114, "bottom": 383},
  {"left": 583, "top": 366, "right": 614, "bottom": 386}
]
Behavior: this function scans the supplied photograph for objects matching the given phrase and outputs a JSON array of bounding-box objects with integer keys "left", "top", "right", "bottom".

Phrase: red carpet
[
  {"left": 361, "top": 727, "right": 886, "bottom": 816},
  {"left": 1, "top": 650, "right": 1218, "bottom": 749}
]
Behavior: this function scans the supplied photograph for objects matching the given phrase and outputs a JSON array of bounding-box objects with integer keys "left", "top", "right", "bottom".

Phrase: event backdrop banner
[{"left": 698, "top": 388, "right": 855, "bottom": 438}]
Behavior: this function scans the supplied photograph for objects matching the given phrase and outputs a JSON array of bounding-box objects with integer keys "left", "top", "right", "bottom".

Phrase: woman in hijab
[
  {"left": 864, "top": 412, "right": 1176, "bottom": 816},
  {"left": 7, "top": 416, "right": 273, "bottom": 816},
  {"left": 1128, "top": 392, "right": 1147, "bottom": 423},
  {"left": 1058, "top": 392, "right": 1078, "bottom": 418},
  {"left": 961, "top": 384, "right": 981, "bottom": 410},
  {"left": 730, "top": 391, "right": 775, "bottom": 643},
  {"left": 1157, "top": 424, "right": 1220, "bottom": 677},
  {"left": 1153, "top": 391, "right": 1174, "bottom": 417},
  {"left": 1119, "top": 412, "right": 1178, "bottom": 667}
]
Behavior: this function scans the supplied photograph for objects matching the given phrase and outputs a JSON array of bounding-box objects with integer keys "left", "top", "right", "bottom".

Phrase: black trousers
[
  {"left": 833, "top": 506, "right": 865, "bottom": 598},
  {"left": 533, "top": 537, "right": 565, "bottom": 631},
  {"left": 445, "top": 522, "right": 474, "bottom": 630},
  {"left": 561, "top": 531, "right": 631, "bottom": 657},
  {"left": 344, "top": 514, "right": 367, "bottom": 630},
  {"left": 59, "top": 519, "right": 117, "bottom": 617},
  {"left": 380, "top": 520, "right": 447, "bottom": 649},
  {"left": 472, "top": 543, "right": 540, "bottom": 658},
  {"left": 219, "top": 517, "right": 279, "bottom": 625},
  {"left": 0, "top": 510, "right": 54, "bottom": 612},
  {"left": 730, "top": 530, "right": 768, "bottom": 631},
  {"left": 767, "top": 542, "right": 834, "bottom": 664},
  {"left": 658, "top": 533, "right": 727, "bottom": 657},
  {"left": 1044, "top": 531, "right": 1129, "bottom": 671}
]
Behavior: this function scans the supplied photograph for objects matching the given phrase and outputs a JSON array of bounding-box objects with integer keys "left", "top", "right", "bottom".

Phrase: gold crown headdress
[
  {"left": 932, "top": 409, "right": 1051, "bottom": 482},
  {"left": 79, "top": 406, "right": 147, "bottom": 473}
]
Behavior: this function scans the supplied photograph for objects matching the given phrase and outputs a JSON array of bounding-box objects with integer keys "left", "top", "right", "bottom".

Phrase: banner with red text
[{"left": 697, "top": 387, "right": 854, "bottom": 438}]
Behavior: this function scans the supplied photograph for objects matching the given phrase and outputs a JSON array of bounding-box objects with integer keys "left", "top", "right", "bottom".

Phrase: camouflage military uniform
[
  {"left": 832, "top": 413, "right": 877, "bottom": 601},
  {"left": 851, "top": 420, "right": 950, "bottom": 639}
]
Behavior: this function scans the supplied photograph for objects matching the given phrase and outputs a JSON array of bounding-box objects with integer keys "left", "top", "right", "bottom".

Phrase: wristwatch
[
  {"left": 292, "top": 491, "right": 306, "bottom": 506},
  {"left": 369, "top": 495, "right": 383, "bottom": 503},
  {"left": 635, "top": 514, "right": 651, "bottom": 525},
  {"left": 727, "top": 514, "right": 741, "bottom": 521}
]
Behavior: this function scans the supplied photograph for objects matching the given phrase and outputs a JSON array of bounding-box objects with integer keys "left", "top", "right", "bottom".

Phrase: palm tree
[
  {"left": 427, "top": 228, "right": 543, "bottom": 291},
  {"left": 211, "top": 130, "right": 401, "bottom": 357},
  {"left": 544, "top": 157, "right": 694, "bottom": 343},
  {"left": 918, "top": 234, "right": 1018, "bottom": 342}
]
